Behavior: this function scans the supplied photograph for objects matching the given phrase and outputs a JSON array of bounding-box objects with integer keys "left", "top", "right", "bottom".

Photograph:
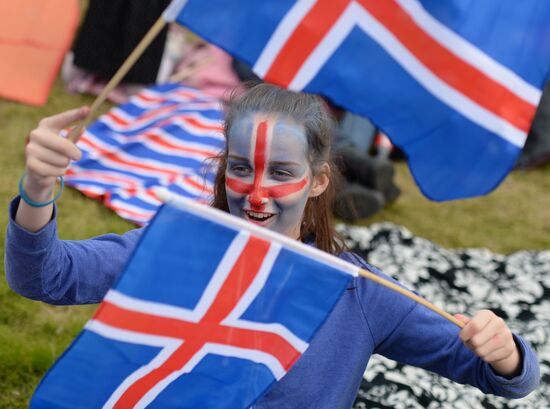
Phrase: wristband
[{"left": 18, "top": 173, "right": 64, "bottom": 208}]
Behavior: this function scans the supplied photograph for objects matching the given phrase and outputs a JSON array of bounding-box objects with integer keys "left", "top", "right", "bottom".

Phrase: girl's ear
[{"left": 309, "top": 163, "right": 330, "bottom": 198}]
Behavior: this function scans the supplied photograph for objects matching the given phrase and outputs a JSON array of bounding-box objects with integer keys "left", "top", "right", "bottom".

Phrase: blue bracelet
[{"left": 18, "top": 173, "right": 64, "bottom": 208}]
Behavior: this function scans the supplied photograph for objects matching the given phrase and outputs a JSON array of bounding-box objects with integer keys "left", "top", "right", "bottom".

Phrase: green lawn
[
  {"left": 1, "top": 79, "right": 549, "bottom": 407},
  {"left": 371, "top": 159, "right": 550, "bottom": 254}
]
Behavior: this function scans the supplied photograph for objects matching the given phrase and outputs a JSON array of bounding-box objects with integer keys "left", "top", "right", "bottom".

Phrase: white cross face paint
[{"left": 225, "top": 114, "right": 312, "bottom": 239}]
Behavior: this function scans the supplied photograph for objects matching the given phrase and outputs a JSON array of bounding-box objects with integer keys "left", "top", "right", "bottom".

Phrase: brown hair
[{"left": 210, "top": 83, "right": 345, "bottom": 254}]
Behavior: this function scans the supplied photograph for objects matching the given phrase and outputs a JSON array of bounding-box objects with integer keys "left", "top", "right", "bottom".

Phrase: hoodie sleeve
[
  {"left": 343, "top": 252, "right": 540, "bottom": 399},
  {"left": 5, "top": 197, "right": 144, "bottom": 305}
]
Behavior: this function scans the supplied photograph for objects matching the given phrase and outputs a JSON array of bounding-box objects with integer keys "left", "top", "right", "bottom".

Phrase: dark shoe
[
  {"left": 335, "top": 146, "right": 395, "bottom": 193},
  {"left": 382, "top": 182, "right": 400, "bottom": 204},
  {"left": 334, "top": 184, "right": 385, "bottom": 222},
  {"left": 369, "top": 159, "right": 394, "bottom": 194}
]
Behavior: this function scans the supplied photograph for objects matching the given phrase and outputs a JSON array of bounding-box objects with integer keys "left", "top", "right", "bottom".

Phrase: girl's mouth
[{"left": 244, "top": 209, "right": 275, "bottom": 224}]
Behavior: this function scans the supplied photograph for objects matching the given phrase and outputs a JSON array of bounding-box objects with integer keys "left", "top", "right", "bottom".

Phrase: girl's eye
[
  {"left": 271, "top": 169, "right": 293, "bottom": 179},
  {"left": 231, "top": 164, "right": 251, "bottom": 175}
]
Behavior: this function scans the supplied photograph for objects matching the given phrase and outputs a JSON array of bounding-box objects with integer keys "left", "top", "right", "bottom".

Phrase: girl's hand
[
  {"left": 24, "top": 107, "right": 89, "bottom": 201},
  {"left": 455, "top": 310, "right": 522, "bottom": 378}
]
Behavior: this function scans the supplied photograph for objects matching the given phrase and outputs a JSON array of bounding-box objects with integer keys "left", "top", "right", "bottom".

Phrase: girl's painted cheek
[{"left": 265, "top": 177, "right": 309, "bottom": 199}]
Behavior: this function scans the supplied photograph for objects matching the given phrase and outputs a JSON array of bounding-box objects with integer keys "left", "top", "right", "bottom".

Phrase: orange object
[{"left": 0, "top": 0, "right": 80, "bottom": 106}]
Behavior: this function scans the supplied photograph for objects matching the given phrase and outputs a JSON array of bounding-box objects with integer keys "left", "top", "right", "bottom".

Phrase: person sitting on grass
[{"left": 5, "top": 83, "right": 540, "bottom": 408}]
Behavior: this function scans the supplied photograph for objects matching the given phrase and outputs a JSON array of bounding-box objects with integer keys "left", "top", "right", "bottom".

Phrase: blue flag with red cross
[
  {"left": 164, "top": 0, "right": 550, "bottom": 201},
  {"left": 30, "top": 195, "right": 357, "bottom": 408}
]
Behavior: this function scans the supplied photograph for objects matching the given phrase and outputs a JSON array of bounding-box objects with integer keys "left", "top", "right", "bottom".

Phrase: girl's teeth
[{"left": 247, "top": 211, "right": 271, "bottom": 220}]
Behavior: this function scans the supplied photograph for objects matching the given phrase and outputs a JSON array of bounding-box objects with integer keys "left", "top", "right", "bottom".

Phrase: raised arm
[
  {"left": 6, "top": 107, "right": 144, "bottom": 305},
  {"left": 16, "top": 107, "right": 89, "bottom": 231}
]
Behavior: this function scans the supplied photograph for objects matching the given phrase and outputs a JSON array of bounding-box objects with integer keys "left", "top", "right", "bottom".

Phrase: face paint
[{"left": 225, "top": 114, "right": 312, "bottom": 239}]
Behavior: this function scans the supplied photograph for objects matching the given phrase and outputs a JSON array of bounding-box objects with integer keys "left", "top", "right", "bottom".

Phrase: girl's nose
[{"left": 248, "top": 190, "right": 268, "bottom": 209}]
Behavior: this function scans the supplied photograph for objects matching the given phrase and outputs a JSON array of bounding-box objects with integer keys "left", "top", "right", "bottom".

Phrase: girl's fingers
[
  {"left": 458, "top": 310, "right": 492, "bottom": 344},
  {"left": 26, "top": 157, "right": 69, "bottom": 178},
  {"left": 468, "top": 316, "right": 506, "bottom": 350},
  {"left": 28, "top": 129, "right": 82, "bottom": 161},
  {"left": 480, "top": 342, "right": 515, "bottom": 363},
  {"left": 454, "top": 314, "right": 470, "bottom": 324},
  {"left": 454, "top": 314, "right": 470, "bottom": 330},
  {"left": 456, "top": 310, "right": 520, "bottom": 377},
  {"left": 38, "top": 107, "right": 89, "bottom": 132},
  {"left": 473, "top": 332, "right": 509, "bottom": 359},
  {"left": 26, "top": 144, "right": 72, "bottom": 169}
]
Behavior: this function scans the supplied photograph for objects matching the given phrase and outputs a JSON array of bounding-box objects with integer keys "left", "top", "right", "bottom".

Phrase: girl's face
[{"left": 225, "top": 114, "right": 327, "bottom": 239}]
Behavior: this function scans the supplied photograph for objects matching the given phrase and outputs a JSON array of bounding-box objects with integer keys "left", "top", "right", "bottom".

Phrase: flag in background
[
  {"left": 30, "top": 197, "right": 357, "bottom": 409},
  {"left": 65, "top": 83, "right": 225, "bottom": 225},
  {"left": 165, "top": 0, "right": 550, "bottom": 201}
]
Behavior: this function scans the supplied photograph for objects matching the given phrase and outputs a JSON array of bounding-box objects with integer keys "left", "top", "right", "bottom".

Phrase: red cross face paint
[{"left": 225, "top": 115, "right": 312, "bottom": 239}]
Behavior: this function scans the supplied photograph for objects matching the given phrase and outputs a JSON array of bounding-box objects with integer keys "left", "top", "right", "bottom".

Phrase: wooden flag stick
[
  {"left": 359, "top": 268, "right": 465, "bottom": 328},
  {"left": 67, "top": 15, "right": 168, "bottom": 142}
]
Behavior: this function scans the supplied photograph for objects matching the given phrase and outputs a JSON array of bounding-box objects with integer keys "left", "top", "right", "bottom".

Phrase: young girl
[{"left": 6, "top": 83, "right": 539, "bottom": 408}]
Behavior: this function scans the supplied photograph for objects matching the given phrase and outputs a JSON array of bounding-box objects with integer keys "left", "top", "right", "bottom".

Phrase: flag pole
[
  {"left": 358, "top": 268, "right": 465, "bottom": 328},
  {"left": 66, "top": 15, "right": 168, "bottom": 142}
]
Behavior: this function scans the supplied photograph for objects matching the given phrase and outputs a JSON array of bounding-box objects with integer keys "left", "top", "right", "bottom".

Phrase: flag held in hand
[{"left": 30, "top": 196, "right": 357, "bottom": 408}]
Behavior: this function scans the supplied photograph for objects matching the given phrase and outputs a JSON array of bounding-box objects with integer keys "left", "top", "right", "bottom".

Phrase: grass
[
  {"left": 0, "top": 79, "right": 133, "bottom": 408},
  {"left": 1, "top": 78, "right": 549, "bottom": 408},
  {"left": 369, "top": 160, "right": 550, "bottom": 253}
]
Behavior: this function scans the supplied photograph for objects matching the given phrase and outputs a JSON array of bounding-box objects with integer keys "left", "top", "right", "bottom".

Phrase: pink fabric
[{"left": 175, "top": 44, "right": 244, "bottom": 100}]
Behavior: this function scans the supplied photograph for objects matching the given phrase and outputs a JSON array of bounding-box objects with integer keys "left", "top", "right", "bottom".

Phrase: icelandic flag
[
  {"left": 30, "top": 195, "right": 357, "bottom": 408},
  {"left": 164, "top": 0, "right": 550, "bottom": 201},
  {"left": 65, "top": 83, "right": 225, "bottom": 225}
]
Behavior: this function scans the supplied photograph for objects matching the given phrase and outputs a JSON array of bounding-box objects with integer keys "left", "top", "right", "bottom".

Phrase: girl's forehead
[{"left": 228, "top": 114, "right": 308, "bottom": 159}]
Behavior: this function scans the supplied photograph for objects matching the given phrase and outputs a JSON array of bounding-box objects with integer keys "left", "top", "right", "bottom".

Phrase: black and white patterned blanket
[{"left": 337, "top": 223, "right": 549, "bottom": 409}]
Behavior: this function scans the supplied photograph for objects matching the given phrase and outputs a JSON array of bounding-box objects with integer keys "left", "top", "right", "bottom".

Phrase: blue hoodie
[{"left": 5, "top": 198, "right": 540, "bottom": 408}]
